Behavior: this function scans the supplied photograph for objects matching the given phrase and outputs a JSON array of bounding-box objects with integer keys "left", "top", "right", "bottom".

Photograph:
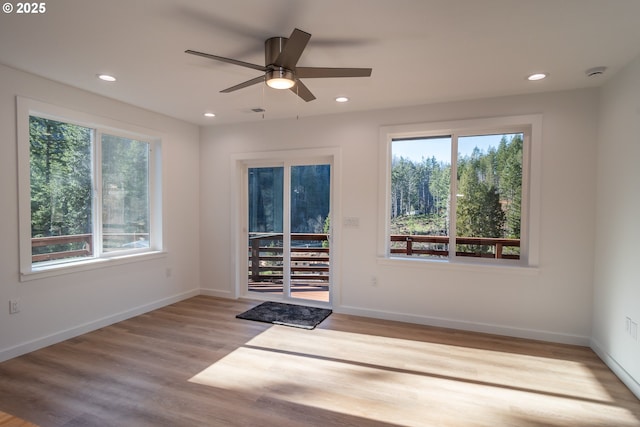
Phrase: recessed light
[
  {"left": 203, "top": 112, "right": 216, "bottom": 118},
  {"left": 527, "top": 73, "right": 547, "bottom": 81},
  {"left": 335, "top": 96, "right": 349, "bottom": 103},
  {"left": 97, "top": 74, "right": 117, "bottom": 82}
]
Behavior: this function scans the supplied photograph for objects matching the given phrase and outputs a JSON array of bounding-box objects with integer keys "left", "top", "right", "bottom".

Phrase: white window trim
[
  {"left": 377, "top": 114, "right": 541, "bottom": 270},
  {"left": 17, "top": 97, "right": 165, "bottom": 281}
]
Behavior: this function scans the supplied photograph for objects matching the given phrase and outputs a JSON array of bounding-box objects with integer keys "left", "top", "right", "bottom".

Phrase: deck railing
[
  {"left": 390, "top": 234, "right": 520, "bottom": 259},
  {"left": 31, "top": 234, "right": 93, "bottom": 262},
  {"left": 32, "top": 232, "right": 518, "bottom": 268},
  {"left": 248, "top": 233, "right": 519, "bottom": 280},
  {"left": 248, "top": 233, "right": 330, "bottom": 282},
  {"left": 31, "top": 233, "right": 149, "bottom": 263}
]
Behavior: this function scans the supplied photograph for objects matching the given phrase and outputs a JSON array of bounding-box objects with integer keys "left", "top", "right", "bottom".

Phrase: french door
[{"left": 245, "top": 160, "right": 331, "bottom": 304}]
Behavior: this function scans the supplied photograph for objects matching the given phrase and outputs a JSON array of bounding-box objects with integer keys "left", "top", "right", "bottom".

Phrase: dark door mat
[{"left": 236, "top": 301, "right": 332, "bottom": 329}]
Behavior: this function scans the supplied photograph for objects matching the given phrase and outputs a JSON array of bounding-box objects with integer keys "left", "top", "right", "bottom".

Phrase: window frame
[
  {"left": 378, "top": 115, "right": 541, "bottom": 269},
  {"left": 17, "top": 97, "right": 164, "bottom": 280}
]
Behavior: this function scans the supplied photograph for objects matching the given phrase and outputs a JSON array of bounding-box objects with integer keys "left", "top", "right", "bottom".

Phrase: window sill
[
  {"left": 20, "top": 250, "right": 167, "bottom": 282},
  {"left": 377, "top": 256, "right": 540, "bottom": 276}
]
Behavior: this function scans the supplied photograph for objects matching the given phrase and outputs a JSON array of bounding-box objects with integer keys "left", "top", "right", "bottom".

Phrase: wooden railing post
[
  {"left": 406, "top": 237, "right": 413, "bottom": 256},
  {"left": 84, "top": 234, "right": 93, "bottom": 256},
  {"left": 251, "top": 238, "right": 261, "bottom": 282}
]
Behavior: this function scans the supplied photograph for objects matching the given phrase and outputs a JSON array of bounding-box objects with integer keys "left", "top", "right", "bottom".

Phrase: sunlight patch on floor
[{"left": 189, "top": 326, "right": 638, "bottom": 426}]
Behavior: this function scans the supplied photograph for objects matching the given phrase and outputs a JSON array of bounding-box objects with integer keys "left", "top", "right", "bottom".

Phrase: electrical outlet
[{"left": 9, "top": 299, "right": 20, "bottom": 314}]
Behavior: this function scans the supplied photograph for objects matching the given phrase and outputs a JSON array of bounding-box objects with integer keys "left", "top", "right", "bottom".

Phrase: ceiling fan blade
[
  {"left": 185, "top": 49, "right": 267, "bottom": 72},
  {"left": 291, "top": 80, "right": 316, "bottom": 102},
  {"left": 220, "top": 75, "right": 265, "bottom": 93},
  {"left": 296, "top": 67, "right": 372, "bottom": 78},
  {"left": 275, "top": 28, "right": 311, "bottom": 69}
]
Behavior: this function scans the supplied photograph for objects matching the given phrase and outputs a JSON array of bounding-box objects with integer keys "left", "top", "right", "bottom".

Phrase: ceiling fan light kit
[
  {"left": 186, "top": 28, "right": 371, "bottom": 102},
  {"left": 266, "top": 68, "right": 295, "bottom": 89}
]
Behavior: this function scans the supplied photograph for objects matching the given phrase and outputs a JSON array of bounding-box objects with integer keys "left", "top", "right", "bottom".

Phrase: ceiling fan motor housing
[
  {"left": 265, "top": 36, "right": 296, "bottom": 88},
  {"left": 265, "top": 36, "right": 288, "bottom": 67}
]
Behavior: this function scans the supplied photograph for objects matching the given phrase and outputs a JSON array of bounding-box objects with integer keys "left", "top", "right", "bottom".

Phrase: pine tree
[
  {"left": 456, "top": 164, "right": 505, "bottom": 239},
  {"left": 498, "top": 135, "right": 523, "bottom": 238}
]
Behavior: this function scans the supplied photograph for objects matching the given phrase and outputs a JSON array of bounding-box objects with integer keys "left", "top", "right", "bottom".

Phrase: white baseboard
[
  {"left": 590, "top": 338, "right": 640, "bottom": 400},
  {"left": 336, "top": 304, "right": 591, "bottom": 346},
  {"left": 199, "top": 288, "right": 234, "bottom": 299},
  {"left": 0, "top": 289, "right": 199, "bottom": 363}
]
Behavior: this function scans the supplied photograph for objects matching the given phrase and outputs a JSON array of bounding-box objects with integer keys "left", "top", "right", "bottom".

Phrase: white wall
[
  {"left": 0, "top": 64, "right": 201, "bottom": 361},
  {"left": 592, "top": 55, "right": 640, "bottom": 396},
  {"left": 200, "top": 88, "right": 599, "bottom": 345}
]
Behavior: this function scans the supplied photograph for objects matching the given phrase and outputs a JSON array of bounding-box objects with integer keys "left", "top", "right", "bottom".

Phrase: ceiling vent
[{"left": 585, "top": 66, "right": 607, "bottom": 77}]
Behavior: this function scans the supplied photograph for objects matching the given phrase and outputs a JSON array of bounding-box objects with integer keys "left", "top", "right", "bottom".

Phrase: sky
[{"left": 392, "top": 133, "right": 520, "bottom": 163}]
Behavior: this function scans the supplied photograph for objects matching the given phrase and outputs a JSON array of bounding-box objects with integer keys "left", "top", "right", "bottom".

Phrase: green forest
[
  {"left": 30, "top": 117, "right": 93, "bottom": 240},
  {"left": 248, "top": 165, "right": 331, "bottom": 235},
  {"left": 29, "top": 116, "right": 150, "bottom": 258},
  {"left": 391, "top": 134, "right": 523, "bottom": 241}
]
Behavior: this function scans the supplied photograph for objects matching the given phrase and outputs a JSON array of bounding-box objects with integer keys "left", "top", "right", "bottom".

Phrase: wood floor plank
[
  {"left": 0, "top": 296, "right": 638, "bottom": 426},
  {"left": 0, "top": 411, "right": 38, "bottom": 426}
]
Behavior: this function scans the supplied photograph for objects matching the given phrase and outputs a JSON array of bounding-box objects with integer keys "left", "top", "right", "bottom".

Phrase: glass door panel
[
  {"left": 248, "top": 167, "right": 285, "bottom": 296},
  {"left": 290, "top": 164, "right": 330, "bottom": 302}
]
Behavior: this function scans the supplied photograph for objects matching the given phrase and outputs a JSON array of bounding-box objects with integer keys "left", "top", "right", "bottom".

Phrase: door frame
[{"left": 230, "top": 147, "right": 342, "bottom": 308}]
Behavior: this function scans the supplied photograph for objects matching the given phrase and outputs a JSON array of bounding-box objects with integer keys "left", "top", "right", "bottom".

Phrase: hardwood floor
[
  {"left": 0, "top": 410, "right": 38, "bottom": 426},
  {"left": 0, "top": 296, "right": 638, "bottom": 426}
]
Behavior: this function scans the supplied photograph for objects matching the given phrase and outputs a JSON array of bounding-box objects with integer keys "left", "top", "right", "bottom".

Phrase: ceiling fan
[{"left": 185, "top": 28, "right": 372, "bottom": 102}]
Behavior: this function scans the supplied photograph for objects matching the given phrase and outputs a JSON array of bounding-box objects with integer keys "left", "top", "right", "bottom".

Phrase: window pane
[
  {"left": 101, "top": 134, "right": 150, "bottom": 252},
  {"left": 390, "top": 137, "right": 451, "bottom": 258},
  {"left": 455, "top": 134, "right": 522, "bottom": 259},
  {"left": 29, "top": 116, "right": 93, "bottom": 264}
]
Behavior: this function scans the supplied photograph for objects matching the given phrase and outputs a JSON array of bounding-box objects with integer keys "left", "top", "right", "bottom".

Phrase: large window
[
  {"left": 18, "top": 98, "right": 162, "bottom": 276},
  {"left": 380, "top": 116, "right": 541, "bottom": 267}
]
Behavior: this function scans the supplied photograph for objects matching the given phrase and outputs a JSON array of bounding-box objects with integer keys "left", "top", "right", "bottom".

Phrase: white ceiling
[{"left": 1, "top": 0, "right": 639, "bottom": 126}]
